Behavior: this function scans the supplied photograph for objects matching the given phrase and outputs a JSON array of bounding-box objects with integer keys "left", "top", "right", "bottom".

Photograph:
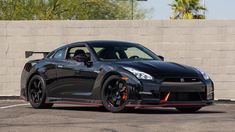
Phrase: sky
[{"left": 140, "top": 0, "right": 235, "bottom": 19}]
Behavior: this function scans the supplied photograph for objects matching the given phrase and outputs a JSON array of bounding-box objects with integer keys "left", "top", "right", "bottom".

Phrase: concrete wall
[{"left": 0, "top": 20, "right": 235, "bottom": 100}]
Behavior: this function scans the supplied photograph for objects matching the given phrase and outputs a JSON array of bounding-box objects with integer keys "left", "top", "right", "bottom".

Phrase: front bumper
[{"left": 128, "top": 79, "right": 214, "bottom": 107}]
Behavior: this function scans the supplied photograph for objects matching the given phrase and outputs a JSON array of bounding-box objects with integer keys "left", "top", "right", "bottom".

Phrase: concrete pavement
[{"left": 0, "top": 100, "right": 235, "bottom": 132}]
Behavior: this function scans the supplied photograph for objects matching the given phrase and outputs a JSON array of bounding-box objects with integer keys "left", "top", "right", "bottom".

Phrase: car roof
[
  {"left": 46, "top": 40, "right": 143, "bottom": 59},
  {"left": 59, "top": 40, "right": 140, "bottom": 49}
]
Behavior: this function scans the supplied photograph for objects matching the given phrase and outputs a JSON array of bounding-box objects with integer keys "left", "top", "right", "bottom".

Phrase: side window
[
  {"left": 53, "top": 49, "right": 65, "bottom": 59},
  {"left": 66, "top": 46, "right": 89, "bottom": 59},
  {"left": 46, "top": 51, "right": 55, "bottom": 59},
  {"left": 125, "top": 47, "right": 152, "bottom": 59}
]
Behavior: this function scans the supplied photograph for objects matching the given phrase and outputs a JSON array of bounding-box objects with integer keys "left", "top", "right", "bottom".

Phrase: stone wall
[{"left": 0, "top": 20, "right": 235, "bottom": 100}]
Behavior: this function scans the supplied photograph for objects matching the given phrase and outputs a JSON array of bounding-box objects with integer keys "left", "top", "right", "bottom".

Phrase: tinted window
[
  {"left": 46, "top": 51, "right": 55, "bottom": 58},
  {"left": 66, "top": 46, "right": 89, "bottom": 59},
  {"left": 53, "top": 49, "right": 65, "bottom": 59},
  {"left": 91, "top": 44, "right": 159, "bottom": 61}
]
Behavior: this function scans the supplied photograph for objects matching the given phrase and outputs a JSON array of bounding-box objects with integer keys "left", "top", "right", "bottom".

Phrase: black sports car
[{"left": 21, "top": 40, "right": 214, "bottom": 113}]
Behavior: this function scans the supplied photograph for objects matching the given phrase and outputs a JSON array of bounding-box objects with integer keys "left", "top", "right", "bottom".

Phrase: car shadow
[{"left": 50, "top": 106, "right": 226, "bottom": 114}]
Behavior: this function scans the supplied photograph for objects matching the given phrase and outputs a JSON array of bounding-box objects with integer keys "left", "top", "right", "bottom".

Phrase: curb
[
  {"left": 215, "top": 99, "right": 235, "bottom": 104},
  {"left": 0, "top": 96, "right": 21, "bottom": 100}
]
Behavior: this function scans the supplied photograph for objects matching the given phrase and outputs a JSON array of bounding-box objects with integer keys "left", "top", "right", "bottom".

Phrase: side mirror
[{"left": 158, "top": 55, "right": 164, "bottom": 61}]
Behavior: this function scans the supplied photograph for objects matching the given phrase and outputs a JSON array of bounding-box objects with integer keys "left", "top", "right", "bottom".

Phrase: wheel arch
[
  {"left": 25, "top": 72, "right": 46, "bottom": 101},
  {"left": 96, "top": 70, "right": 142, "bottom": 100},
  {"left": 100, "top": 71, "right": 121, "bottom": 90}
]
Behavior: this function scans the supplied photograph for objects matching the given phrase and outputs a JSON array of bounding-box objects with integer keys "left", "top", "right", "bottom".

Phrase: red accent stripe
[
  {"left": 48, "top": 101, "right": 103, "bottom": 107},
  {"left": 47, "top": 101, "right": 208, "bottom": 108},
  {"left": 160, "top": 92, "right": 171, "bottom": 103},
  {"left": 126, "top": 104, "right": 207, "bottom": 108}
]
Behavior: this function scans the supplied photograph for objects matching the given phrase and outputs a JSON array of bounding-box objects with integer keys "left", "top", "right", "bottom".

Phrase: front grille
[
  {"left": 163, "top": 78, "right": 200, "bottom": 83},
  {"left": 161, "top": 92, "right": 206, "bottom": 101}
]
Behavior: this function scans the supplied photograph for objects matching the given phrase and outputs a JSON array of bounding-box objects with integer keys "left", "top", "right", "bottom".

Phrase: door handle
[{"left": 76, "top": 69, "right": 83, "bottom": 73}]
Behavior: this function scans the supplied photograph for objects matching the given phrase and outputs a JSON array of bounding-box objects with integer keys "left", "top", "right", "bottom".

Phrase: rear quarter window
[{"left": 53, "top": 49, "right": 65, "bottom": 59}]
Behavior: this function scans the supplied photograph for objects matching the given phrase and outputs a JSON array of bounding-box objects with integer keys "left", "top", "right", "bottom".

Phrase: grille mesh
[{"left": 163, "top": 78, "right": 200, "bottom": 82}]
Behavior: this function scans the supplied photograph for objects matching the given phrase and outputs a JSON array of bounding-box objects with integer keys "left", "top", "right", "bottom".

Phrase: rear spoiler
[{"left": 25, "top": 51, "right": 50, "bottom": 58}]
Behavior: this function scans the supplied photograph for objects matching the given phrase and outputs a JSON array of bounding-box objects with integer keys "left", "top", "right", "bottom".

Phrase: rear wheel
[
  {"left": 28, "top": 75, "right": 53, "bottom": 109},
  {"left": 176, "top": 107, "right": 201, "bottom": 113},
  {"left": 101, "top": 75, "right": 129, "bottom": 113}
]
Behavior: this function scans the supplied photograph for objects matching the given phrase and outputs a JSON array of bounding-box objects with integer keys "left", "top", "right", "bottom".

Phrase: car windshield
[{"left": 90, "top": 43, "right": 161, "bottom": 61}]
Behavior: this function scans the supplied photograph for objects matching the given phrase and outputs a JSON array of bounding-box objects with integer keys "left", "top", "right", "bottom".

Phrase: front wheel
[
  {"left": 101, "top": 75, "right": 129, "bottom": 113},
  {"left": 176, "top": 107, "right": 201, "bottom": 113},
  {"left": 28, "top": 75, "right": 53, "bottom": 109}
]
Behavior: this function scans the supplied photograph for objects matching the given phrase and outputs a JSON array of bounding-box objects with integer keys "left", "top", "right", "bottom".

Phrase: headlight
[
  {"left": 195, "top": 68, "right": 210, "bottom": 80},
  {"left": 123, "top": 67, "right": 153, "bottom": 80}
]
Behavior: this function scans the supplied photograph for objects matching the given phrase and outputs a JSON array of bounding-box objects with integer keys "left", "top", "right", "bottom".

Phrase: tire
[
  {"left": 28, "top": 75, "right": 53, "bottom": 109},
  {"left": 176, "top": 107, "right": 201, "bottom": 113},
  {"left": 101, "top": 75, "right": 129, "bottom": 113}
]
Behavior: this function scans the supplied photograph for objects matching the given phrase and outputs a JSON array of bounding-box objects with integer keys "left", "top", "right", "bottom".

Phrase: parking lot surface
[{"left": 0, "top": 100, "right": 235, "bottom": 132}]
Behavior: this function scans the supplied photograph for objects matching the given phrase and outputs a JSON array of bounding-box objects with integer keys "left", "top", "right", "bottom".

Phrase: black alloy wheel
[
  {"left": 28, "top": 75, "right": 53, "bottom": 109},
  {"left": 101, "top": 75, "right": 129, "bottom": 113}
]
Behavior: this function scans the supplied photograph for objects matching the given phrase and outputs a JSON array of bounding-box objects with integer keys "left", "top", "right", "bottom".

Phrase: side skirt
[
  {"left": 45, "top": 97, "right": 212, "bottom": 108},
  {"left": 46, "top": 97, "right": 103, "bottom": 106}
]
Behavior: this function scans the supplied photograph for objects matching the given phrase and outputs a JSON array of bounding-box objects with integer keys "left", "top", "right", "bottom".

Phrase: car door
[
  {"left": 54, "top": 45, "right": 99, "bottom": 99},
  {"left": 42, "top": 58, "right": 58, "bottom": 93},
  {"left": 46, "top": 48, "right": 68, "bottom": 98}
]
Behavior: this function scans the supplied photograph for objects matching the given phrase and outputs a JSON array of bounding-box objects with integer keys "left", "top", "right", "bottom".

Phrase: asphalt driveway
[{"left": 0, "top": 100, "right": 235, "bottom": 132}]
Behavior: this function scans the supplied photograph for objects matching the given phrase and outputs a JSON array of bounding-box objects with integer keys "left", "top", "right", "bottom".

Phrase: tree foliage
[
  {"left": 0, "top": 0, "right": 149, "bottom": 20},
  {"left": 170, "top": 0, "right": 206, "bottom": 19}
]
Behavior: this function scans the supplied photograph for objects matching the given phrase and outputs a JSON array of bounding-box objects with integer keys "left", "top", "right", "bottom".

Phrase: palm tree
[
  {"left": 170, "top": 0, "right": 206, "bottom": 19},
  {"left": 0, "top": 0, "right": 149, "bottom": 20}
]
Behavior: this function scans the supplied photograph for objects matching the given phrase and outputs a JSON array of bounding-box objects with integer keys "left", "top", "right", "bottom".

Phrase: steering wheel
[{"left": 129, "top": 55, "right": 140, "bottom": 59}]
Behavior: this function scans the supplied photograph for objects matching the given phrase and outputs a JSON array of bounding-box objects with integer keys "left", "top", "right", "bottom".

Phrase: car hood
[{"left": 115, "top": 60, "right": 199, "bottom": 79}]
